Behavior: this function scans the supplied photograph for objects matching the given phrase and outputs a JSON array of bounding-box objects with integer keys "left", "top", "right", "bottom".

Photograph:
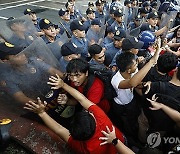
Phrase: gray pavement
[{"left": 0, "top": 0, "right": 99, "bottom": 24}]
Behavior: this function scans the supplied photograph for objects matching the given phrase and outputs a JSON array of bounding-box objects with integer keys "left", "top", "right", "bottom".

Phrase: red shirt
[
  {"left": 71, "top": 77, "right": 110, "bottom": 113},
  {"left": 68, "top": 105, "right": 125, "bottom": 154}
]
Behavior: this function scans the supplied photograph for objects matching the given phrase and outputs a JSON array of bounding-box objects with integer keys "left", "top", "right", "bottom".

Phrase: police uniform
[
  {"left": 111, "top": 9, "right": 127, "bottom": 31},
  {"left": 6, "top": 18, "right": 35, "bottom": 48},
  {"left": 58, "top": 9, "right": 72, "bottom": 36},
  {"left": 71, "top": 36, "right": 88, "bottom": 58},
  {"left": 140, "top": 12, "right": 159, "bottom": 33},
  {"left": 39, "top": 18, "right": 58, "bottom": 44},
  {"left": 105, "top": 42, "right": 121, "bottom": 66},
  {"left": 105, "top": 29, "right": 126, "bottom": 66},
  {"left": 70, "top": 20, "right": 88, "bottom": 58},
  {"left": 86, "top": 19, "right": 102, "bottom": 45},
  {"left": 84, "top": 8, "right": 95, "bottom": 32},
  {"left": 95, "top": 0, "right": 106, "bottom": 25},
  {"left": 23, "top": 8, "right": 41, "bottom": 32}
]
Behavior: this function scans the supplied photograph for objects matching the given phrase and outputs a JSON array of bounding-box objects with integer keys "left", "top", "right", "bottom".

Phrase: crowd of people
[{"left": 0, "top": 0, "right": 180, "bottom": 153}]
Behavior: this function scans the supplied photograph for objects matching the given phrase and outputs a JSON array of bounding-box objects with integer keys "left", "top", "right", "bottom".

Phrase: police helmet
[{"left": 139, "top": 31, "right": 155, "bottom": 49}]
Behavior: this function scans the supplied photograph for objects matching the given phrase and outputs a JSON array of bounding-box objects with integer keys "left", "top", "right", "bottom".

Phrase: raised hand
[
  {"left": 147, "top": 94, "right": 162, "bottom": 110},
  {"left": 24, "top": 97, "right": 47, "bottom": 114},
  {"left": 143, "top": 81, "right": 151, "bottom": 94},
  {"left": 57, "top": 93, "right": 68, "bottom": 105},
  {"left": 47, "top": 74, "right": 64, "bottom": 89},
  {"left": 99, "top": 125, "right": 116, "bottom": 146}
]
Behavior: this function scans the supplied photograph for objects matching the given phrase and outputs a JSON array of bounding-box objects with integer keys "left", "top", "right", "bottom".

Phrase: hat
[
  {"left": 70, "top": 19, "right": 86, "bottom": 31},
  {"left": 151, "top": 1, "right": 157, "bottom": 7},
  {"left": 110, "top": 6, "right": 118, "bottom": 14},
  {"left": 106, "top": 26, "right": 115, "bottom": 33},
  {"left": 139, "top": 7, "right": 149, "bottom": 14},
  {"left": 88, "top": 2, "right": 94, "bottom": 7},
  {"left": 142, "top": 1, "right": 150, "bottom": 7},
  {"left": 86, "top": 8, "right": 95, "bottom": 15},
  {"left": 39, "top": 18, "right": 54, "bottom": 29},
  {"left": 61, "top": 42, "right": 82, "bottom": 56},
  {"left": 24, "top": 8, "right": 35, "bottom": 15},
  {"left": 134, "top": 14, "right": 142, "bottom": 21},
  {"left": 91, "top": 18, "right": 101, "bottom": 26},
  {"left": 122, "top": 37, "right": 144, "bottom": 50},
  {"left": 95, "top": 0, "right": 103, "bottom": 6},
  {"left": 147, "top": 12, "right": 158, "bottom": 19},
  {"left": 65, "top": 2, "right": 73, "bottom": 8},
  {"left": 140, "top": 23, "right": 152, "bottom": 32},
  {"left": 114, "top": 29, "right": 126, "bottom": 40},
  {"left": 124, "top": 0, "right": 131, "bottom": 6},
  {"left": 0, "top": 42, "right": 24, "bottom": 60},
  {"left": 114, "top": 9, "right": 123, "bottom": 17},
  {"left": 58, "top": 8, "right": 69, "bottom": 16}
]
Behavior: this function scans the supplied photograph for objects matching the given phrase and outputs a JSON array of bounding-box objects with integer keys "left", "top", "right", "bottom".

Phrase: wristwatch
[{"left": 112, "top": 138, "right": 119, "bottom": 146}]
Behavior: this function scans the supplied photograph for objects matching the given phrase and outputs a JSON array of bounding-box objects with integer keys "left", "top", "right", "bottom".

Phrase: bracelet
[{"left": 112, "top": 138, "right": 119, "bottom": 146}]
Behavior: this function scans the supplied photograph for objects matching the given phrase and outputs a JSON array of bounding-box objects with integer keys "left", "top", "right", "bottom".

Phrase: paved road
[{"left": 0, "top": 0, "right": 97, "bottom": 24}]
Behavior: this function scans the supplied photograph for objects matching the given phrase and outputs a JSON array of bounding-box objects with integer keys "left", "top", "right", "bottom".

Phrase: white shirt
[{"left": 111, "top": 71, "right": 134, "bottom": 105}]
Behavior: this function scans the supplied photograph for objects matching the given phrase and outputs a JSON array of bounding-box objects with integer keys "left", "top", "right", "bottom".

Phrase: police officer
[
  {"left": 59, "top": 42, "right": 81, "bottom": 73},
  {"left": 101, "top": 26, "right": 115, "bottom": 47},
  {"left": 23, "top": 8, "right": 42, "bottom": 36},
  {"left": 140, "top": 12, "right": 171, "bottom": 37},
  {"left": 86, "top": 18, "right": 103, "bottom": 46},
  {"left": 65, "top": 2, "right": 86, "bottom": 22},
  {"left": 84, "top": 8, "right": 96, "bottom": 32},
  {"left": 95, "top": 0, "right": 106, "bottom": 25},
  {"left": 39, "top": 18, "right": 58, "bottom": 44},
  {"left": 0, "top": 41, "right": 64, "bottom": 105},
  {"left": 7, "top": 18, "right": 35, "bottom": 48},
  {"left": 104, "top": 29, "right": 126, "bottom": 66},
  {"left": 58, "top": 8, "right": 72, "bottom": 37},
  {"left": 70, "top": 19, "right": 88, "bottom": 59},
  {"left": 128, "top": 14, "right": 142, "bottom": 31},
  {"left": 111, "top": 9, "right": 127, "bottom": 31}
]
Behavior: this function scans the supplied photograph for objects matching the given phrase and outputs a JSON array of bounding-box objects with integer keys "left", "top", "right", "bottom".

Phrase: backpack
[{"left": 84, "top": 64, "right": 117, "bottom": 101}]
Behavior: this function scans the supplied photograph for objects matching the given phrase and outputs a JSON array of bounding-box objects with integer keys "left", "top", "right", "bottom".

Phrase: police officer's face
[
  {"left": 63, "top": 12, "right": 70, "bottom": 21},
  {"left": 107, "top": 32, "right": 114, "bottom": 39},
  {"left": 96, "top": 4, "right": 103, "bottom": 12},
  {"left": 8, "top": 53, "right": 28, "bottom": 66},
  {"left": 93, "top": 48, "right": 106, "bottom": 64},
  {"left": 148, "top": 18, "right": 158, "bottom": 27},
  {"left": 87, "top": 13, "right": 95, "bottom": 20},
  {"left": 114, "top": 38, "right": 123, "bottom": 48},
  {"left": 43, "top": 26, "right": 56, "bottom": 37},
  {"left": 134, "top": 20, "right": 141, "bottom": 26},
  {"left": 92, "top": 25, "right": 101, "bottom": 32},
  {"left": 75, "top": 30, "right": 86, "bottom": 38},
  {"left": 68, "top": 3, "right": 75, "bottom": 13},
  {"left": 68, "top": 71, "right": 88, "bottom": 86},
  {"left": 115, "top": 16, "right": 123, "bottom": 23}
]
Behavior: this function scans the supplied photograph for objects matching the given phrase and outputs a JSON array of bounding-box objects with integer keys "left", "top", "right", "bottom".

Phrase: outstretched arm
[
  {"left": 119, "top": 38, "right": 161, "bottom": 89},
  {"left": 47, "top": 75, "right": 94, "bottom": 110},
  {"left": 24, "top": 97, "right": 70, "bottom": 142},
  {"left": 147, "top": 95, "right": 180, "bottom": 128},
  {"left": 99, "top": 125, "right": 135, "bottom": 154}
]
